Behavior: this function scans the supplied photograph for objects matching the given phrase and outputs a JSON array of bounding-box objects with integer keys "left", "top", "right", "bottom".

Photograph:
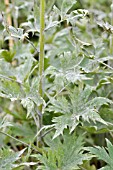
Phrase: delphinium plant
[{"left": 0, "top": 0, "right": 113, "bottom": 169}]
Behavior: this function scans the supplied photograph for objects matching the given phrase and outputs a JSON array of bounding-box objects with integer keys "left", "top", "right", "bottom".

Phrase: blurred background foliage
[{"left": 0, "top": 0, "right": 113, "bottom": 169}]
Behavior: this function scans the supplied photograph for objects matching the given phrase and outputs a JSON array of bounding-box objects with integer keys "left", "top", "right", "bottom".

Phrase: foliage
[
  {"left": 86, "top": 139, "right": 113, "bottom": 170},
  {"left": 0, "top": 0, "right": 113, "bottom": 169},
  {"left": 33, "top": 133, "right": 90, "bottom": 170},
  {"left": 47, "top": 86, "right": 112, "bottom": 138},
  {"left": 0, "top": 148, "right": 26, "bottom": 170}
]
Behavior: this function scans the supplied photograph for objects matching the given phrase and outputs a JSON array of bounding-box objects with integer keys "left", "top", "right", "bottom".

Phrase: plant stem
[
  {"left": 39, "top": 0, "right": 45, "bottom": 99},
  {"left": 0, "top": 131, "right": 39, "bottom": 152},
  {"left": 38, "top": 0, "right": 45, "bottom": 146},
  {"left": 110, "top": 1, "right": 113, "bottom": 54}
]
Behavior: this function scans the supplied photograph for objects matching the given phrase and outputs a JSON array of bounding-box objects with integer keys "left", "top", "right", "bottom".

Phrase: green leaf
[
  {"left": 46, "top": 0, "right": 56, "bottom": 13},
  {"left": 97, "top": 21, "right": 113, "bottom": 34},
  {"left": 33, "top": 133, "right": 90, "bottom": 170},
  {"left": 0, "top": 148, "right": 26, "bottom": 170},
  {"left": 0, "top": 116, "right": 12, "bottom": 130},
  {"left": 0, "top": 50, "right": 15, "bottom": 62},
  {"left": 11, "top": 122, "right": 35, "bottom": 143},
  {"left": 8, "top": 26, "right": 29, "bottom": 40},
  {"left": 15, "top": 56, "right": 33, "bottom": 82},
  {"left": 0, "top": 56, "right": 34, "bottom": 83},
  {"left": 47, "top": 86, "right": 111, "bottom": 138},
  {"left": 52, "top": 115, "right": 73, "bottom": 139},
  {"left": 21, "top": 98, "right": 34, "bottom": 118},
  {"left": 86, "top": 139, "right": 113, "bottom": 170},
  {"left": 21, "top": 78, "right": 45, "bottom": 117},
  {"left": 61, "top": 0, "right": 77, "bottom": 17},
  {"left": 0, "top": 59, "right": 15, "bottom": 77},
  {"left": 0, "top": 79, "right": 23, "bottom": 100},
  {"left": 81, "top": 161, "right": 96, "bottom": 170}
]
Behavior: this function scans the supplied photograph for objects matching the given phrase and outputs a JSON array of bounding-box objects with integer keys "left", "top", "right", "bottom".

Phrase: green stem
[
  {"left": 110, "top": 1, "right": 113, "bottom": 54},
  {"left": 0, "top": 131, "right": 39, "bottom": 152},
  {"left": 38, "top": 0, "right": 45, "bottom": 146},
  {"left": 39, "top": 0, "right": 45, "bottom": 106}
]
